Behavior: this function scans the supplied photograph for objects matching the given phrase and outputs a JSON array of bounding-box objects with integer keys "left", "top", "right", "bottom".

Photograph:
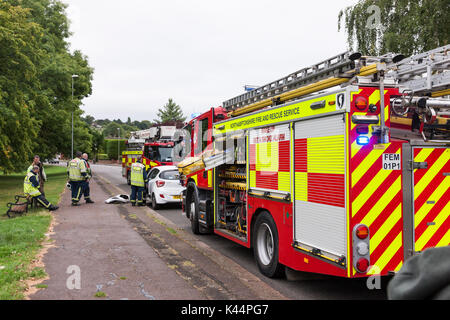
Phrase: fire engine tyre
[
  {"left": 186, "top": 182, "right": 200, "bottom": 235},
  {"left": 253, "top": 211, "right": 285, "bottom": 278}
]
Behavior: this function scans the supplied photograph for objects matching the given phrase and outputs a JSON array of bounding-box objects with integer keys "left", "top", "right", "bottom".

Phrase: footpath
[{"left": 29, "top": 176, "right": 287, "bottom": 300}]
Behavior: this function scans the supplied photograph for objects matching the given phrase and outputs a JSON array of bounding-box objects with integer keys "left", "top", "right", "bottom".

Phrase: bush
[
  {"left": 97, "top": 154, "right": 109, "bottom": 160},
  {"left": 105, "top": 139, "right": 126, "bottom": 160}
]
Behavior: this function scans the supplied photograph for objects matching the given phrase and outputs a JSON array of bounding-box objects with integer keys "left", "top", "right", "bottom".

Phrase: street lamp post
[
  {"left": 117, "top": 128, "right": 120, "bottom": 164},
  {"left": 71, "top": 74, "right": 79, "bottom": 159}
]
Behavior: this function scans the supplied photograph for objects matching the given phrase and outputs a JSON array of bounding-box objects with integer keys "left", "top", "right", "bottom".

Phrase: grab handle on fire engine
[{"left": 310, "top": 100, "right": 326, "bottom": 110}]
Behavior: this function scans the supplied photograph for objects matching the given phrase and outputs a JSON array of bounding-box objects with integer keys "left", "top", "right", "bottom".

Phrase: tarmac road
[{"left": 91, "top": 163, "right": 389, "bottom": 300}]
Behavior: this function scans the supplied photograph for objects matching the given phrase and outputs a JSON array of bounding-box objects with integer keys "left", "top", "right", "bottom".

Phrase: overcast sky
[{"left": 64, "top": 0, "right": 358, "bottom": 122}]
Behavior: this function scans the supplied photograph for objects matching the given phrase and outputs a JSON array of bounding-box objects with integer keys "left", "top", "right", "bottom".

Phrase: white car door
[{"left": 147, "top": 168, "right": 160, "bottom": 196}]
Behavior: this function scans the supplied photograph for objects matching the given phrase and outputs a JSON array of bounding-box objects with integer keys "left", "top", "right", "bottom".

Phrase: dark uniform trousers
[
  {"left": 130, "top": 186, "right": 144, "bottom": 204},
  {"left": 70, "top": 181, "right": 83, "bottom": 203},
  {"left": 82, "top": 180, "right": 90, "bottom": 200},
  {"left": 34, "top": 194, "right": 51, "bottom": 208}
]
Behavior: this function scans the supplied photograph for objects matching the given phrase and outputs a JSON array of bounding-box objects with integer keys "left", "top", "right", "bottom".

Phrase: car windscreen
[{"left": 160, "top": 170, "right": 180, "bottom": 180}]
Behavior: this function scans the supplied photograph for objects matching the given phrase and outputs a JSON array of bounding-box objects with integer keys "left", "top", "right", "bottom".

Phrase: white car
[{"left": 147, "top": 166, "right": 185, "bottom": 209}]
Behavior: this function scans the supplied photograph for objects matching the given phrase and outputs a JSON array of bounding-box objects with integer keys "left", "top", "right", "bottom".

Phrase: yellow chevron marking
[
  {"left": 413, "top": 148, "right": 434, "bottom": 164},
  {"left": 414, "top": 153, "right": 448, "bottom": 200},
  {"left": 351, "top": 140, "right": 359, "bottom": 159},
  {"left": 351, "top": 89, "right": 363, "bottom": 100},
  {"left": 394, "top": 261, "right": 403, "bottom": 272},
  {"left": 370, "top": 231, "right": 402, "bottom": 273},
  {"left": 415, "top": 201, "right": 450, "bottom": 251},
  {"left": 360, "top": 177, "right": 401, "bottom": 226},
  {"left": 436, "top": 229, "right": 450, "bottom": 247},
  {"left": 352, "top": 169, "right": 395, "bottom": 217},
  {"left": 414, "top": 179, "right": 449, "bottom": 228},
  {"left": 352, "top": 147, "right": 398, "bottom": 187},
  {"left": 384, "top": 104, "right": 389, "bottom": 124},
  {"left": 367, "top": 90, "right": 383, "bottom": 106},
  {"left": 346, "top": 113, "right": 352, "bottom": 278},
  {"left": 368, "top": 203, "right": 402, "bottom": 252}
]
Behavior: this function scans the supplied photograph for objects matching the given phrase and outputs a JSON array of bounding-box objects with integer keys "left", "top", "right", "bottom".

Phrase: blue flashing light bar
[{"left": 356, "top": 136, "right": 370, "bottom": 146}]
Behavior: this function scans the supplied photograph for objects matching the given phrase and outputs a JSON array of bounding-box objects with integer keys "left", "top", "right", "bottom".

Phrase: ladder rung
[{"left": 223, "top": 51, "right": 358, "bottom": 111}]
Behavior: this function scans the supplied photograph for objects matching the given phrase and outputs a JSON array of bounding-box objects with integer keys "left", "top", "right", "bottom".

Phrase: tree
[
  {"left": 102, "top": 122, "right": 125, "bottom": 139},
  {"left": 82, "top": 115, "right": 95, "bottom": 126},
  {"left": 138, "top": 120, "right": 153, "bottom": 130},
  {"left": 0, "top": 3, "right": 43, "bottom": 172},
  {"left": 338, "top": 0, "right": 450, "bottom": 56},
  {"left": 0, "top": 0, "right": 94, "bottom": 172},
  {"left": 155, "top": 98, "right": 186, "bottom": 123},
  {"left": 90, "top": 128, "right": 104, "bottom": 161}
]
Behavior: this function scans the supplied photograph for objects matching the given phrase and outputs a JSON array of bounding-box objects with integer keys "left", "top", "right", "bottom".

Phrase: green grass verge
[{"left": 0, "top": 165, "right": 67, "bottom": 300}]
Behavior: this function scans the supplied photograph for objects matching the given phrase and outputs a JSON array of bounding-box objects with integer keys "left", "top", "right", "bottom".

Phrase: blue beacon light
[{"left": 356, "top": 136, "right": 370, "bottom": 146}]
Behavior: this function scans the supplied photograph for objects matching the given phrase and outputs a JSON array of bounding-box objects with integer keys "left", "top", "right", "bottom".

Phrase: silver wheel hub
[
  {"left": 256, "top": 223, "right": 274, "bottom": 266},
  {"left": 190, "top": 201, "right": 196, "bottom": 221}
]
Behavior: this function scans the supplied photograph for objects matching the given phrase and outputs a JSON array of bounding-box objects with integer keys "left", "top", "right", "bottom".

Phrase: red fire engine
[
  {"left": 178, "top": 45, "right": 450, "bottom": 278},
  {"left": 122, "top": 126, "right": 177, "bottom": 184}
]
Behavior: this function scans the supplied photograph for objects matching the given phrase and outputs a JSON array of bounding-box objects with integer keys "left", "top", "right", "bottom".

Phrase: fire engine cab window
[
  {"left": 201, "top": 118, "right": 209, "bottom": 151},
  {"left": 195, "top": 118, "right": 209, "bottom": 155},
  {"left": 152, "top": 146, "right": 173, "bottom": 162},
  {"left": 144, "top": 145, "right": 150, "bottom": 159}
]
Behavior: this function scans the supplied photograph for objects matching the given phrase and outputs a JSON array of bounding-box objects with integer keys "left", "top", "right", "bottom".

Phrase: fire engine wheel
[
  {"left": 187, "top": 183, "right": 200, "bottom": 235},
  {"left": 253, "top": 211, "right": 285, "bottom": 278}
]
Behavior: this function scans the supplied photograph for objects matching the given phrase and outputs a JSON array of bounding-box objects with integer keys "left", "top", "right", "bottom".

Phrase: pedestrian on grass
[
  {"left": 28, "top": 155, "right": 47, "bottom": 196},
  {"left": 24, "top": 166, "right": 58, "bottom": 211}
]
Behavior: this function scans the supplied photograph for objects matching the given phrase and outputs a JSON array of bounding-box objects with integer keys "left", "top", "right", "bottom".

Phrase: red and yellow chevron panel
[
  {"left": 413, "top": 147, "right": 450, "bottom": 252},
  {"left": 349, "top": 87, "right": 405, "bottom": 276}
]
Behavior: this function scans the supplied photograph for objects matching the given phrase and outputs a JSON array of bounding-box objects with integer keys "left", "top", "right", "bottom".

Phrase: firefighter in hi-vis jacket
[
  {"left": 24, "top": 166, "right": 58, "bottom": 211},
  {"left": 130, "top": 157, "right": 148, "bottom": 206},
  {"left": 68, "top": 151, "right": 88, "bottom": 206}
]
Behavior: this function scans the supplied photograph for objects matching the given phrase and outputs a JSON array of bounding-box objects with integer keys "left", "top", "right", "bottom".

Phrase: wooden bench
[{"left": 5, "top": 195, "right": 37, "bottom": 218}]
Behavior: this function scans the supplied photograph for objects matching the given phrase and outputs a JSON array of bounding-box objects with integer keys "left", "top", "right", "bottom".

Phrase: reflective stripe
[
  {"left": 130, "top": 163, "right": 145, "bottom": 187},
  {"left": 24, "top": 172, "right": 41, "bottom": 197},
  {"left": 68, "top": 158, "right": 86, "bottom": 181},
  {"left": 37, "top": 197, "right": 51, "bottom": 208}
]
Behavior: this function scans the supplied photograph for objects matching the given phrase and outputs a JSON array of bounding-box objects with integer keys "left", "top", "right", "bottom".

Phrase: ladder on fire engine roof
[
  {"left": 223, "top": 45, "right": 450, "bottom": 117},
  {"left": 223, "top": 51, "right": 365, "bottom": 116},
  {"left": 387, "top": 44, "right": 450, "bottom": 97}
]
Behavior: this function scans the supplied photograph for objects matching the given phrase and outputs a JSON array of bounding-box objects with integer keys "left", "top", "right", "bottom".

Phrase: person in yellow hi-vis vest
[
  {"left": 81, "top": 153, "right": 94, "bottom": 203},
  {"left": 130, "top": 157, "right": 148, "bottom": 206},
  {"left": 25, "top": 166, "right": 58, "bottom": 211},
  {"left": 67, "top": 151, "right": 88, "bottom": 206}
]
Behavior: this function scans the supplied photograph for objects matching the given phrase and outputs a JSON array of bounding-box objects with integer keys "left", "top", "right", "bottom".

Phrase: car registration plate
[{"left": 173, "top": 195, "right": 181, "bottom": 200}]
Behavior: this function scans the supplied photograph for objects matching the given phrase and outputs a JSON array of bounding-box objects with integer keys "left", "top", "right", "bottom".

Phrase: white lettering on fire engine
[{"left": 382, "top": 153, "right": 401, "bottom": 170}]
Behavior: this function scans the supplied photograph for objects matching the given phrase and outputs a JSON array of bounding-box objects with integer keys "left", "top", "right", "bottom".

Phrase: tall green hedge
[{"left": 105, "top": 139, "right": 127, "bottom": 160}]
